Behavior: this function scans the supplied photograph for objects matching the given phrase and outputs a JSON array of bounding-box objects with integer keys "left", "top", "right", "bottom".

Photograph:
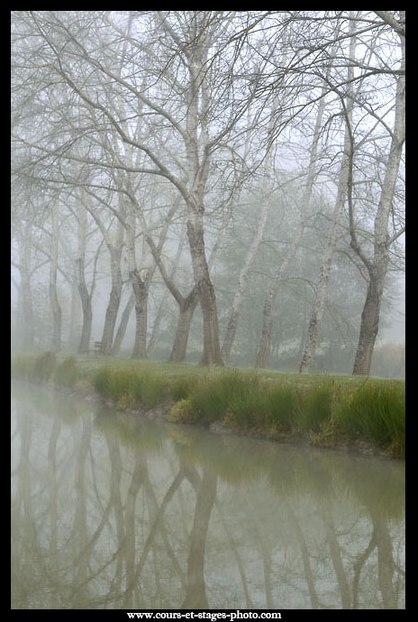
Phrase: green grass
[
  {"left": 53, "top": 356, "right": 80, "bottom": 387},
  {"left": 92, "top": 366, "right": 166, "bottom": 409},
  {"left": 12, "top": 352, "right": 405, "bottom": 457},
  {"left": 297, "top": 381, "right": 335, "bottom": 432},
  {"left": 12, "top": 351, "right": 57, "bottom": 382},
  {"left": 336, "top": 380, "right": 405, "bottom": 457}
]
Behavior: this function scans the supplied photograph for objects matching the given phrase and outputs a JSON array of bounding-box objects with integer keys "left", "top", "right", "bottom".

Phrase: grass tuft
[
  {"left": 336, "top": 380, "right": 405, "bottom": 454},
  {"left": 187, "top": 371, "right": 262, "bottom": 425},
  {"left": 297, "top": 382, "right": 335, "bottom": 432},
  {"left": 262, "top": 383, "right": 299, "bottom": 430},
  {"left": 92, "top": 366, "right": 166, "bottom": 410}
]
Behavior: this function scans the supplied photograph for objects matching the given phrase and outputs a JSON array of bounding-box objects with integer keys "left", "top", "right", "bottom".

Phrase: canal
[{"left": 11, "top": 382, "right": 405, "bottom": 609}]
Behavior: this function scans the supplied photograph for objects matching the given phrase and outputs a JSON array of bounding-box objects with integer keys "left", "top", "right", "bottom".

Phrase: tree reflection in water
[{"left": 11, "top": 383, "right": 405, "bottom": 609}]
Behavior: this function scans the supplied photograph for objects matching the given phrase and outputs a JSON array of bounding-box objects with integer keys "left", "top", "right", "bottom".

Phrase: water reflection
[{"left": 11, "top": 383, "right": 405, "bottom": 609}]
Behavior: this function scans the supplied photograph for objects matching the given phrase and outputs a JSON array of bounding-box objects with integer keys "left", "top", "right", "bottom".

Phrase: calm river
[{"left": 11, "top": 382, "right": 405, "bottom": 609}]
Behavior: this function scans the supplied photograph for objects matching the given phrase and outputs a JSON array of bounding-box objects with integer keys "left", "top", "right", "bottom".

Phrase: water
[{"left": 11, "top": 382, "right": 405, "bottom": 610}]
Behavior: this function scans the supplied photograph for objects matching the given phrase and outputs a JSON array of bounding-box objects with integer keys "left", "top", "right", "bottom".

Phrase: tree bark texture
[
  {"left": 111, "top": 291, "right": 135, "bottom": 356},
  {"left": 130, "top": 272, "right": 148, "bottom": 359},
  {"left": 352, "top": 265, "right": 387, "bottom": 375},
  {"left": 100, "top": 251, "right": 123, "bottom": 355},
  {"left": 77, "top": 264, "right": 93, "bottom": 354},
  {"left": 169, "top": 290, "right": 199, "bottom": 362},
  {"left": 187, "top": 217, "right": 223, "bottom": 366}
]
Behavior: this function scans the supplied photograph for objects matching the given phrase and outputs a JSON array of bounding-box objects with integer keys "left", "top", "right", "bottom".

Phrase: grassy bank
[{"left": 12, "top": 352, "right": 405, "bottom": 458}]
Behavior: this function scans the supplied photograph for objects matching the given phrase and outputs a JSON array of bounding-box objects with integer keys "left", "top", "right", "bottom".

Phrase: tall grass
[
  {"left": 297, "top": 382, "right": 335, "bottom": 432},
  {"left": 177, "top": 371, "right": 262, "bottom": 424},
  {"left": 12, "top": 353, "right": 405, "bottom": 457},
  {"left": 336, "top": 381, "right": 405, "bottom": 456},
  {"left": 262, "top": 383, "right": 299, "bottom": 430},
  {"left": 92, "top": 366, "right": 166, "bottom": 409}
]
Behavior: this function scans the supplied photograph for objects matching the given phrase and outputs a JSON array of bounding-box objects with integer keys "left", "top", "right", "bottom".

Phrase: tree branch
[{"left": 374, "top": 11, "right": 405, "bottom": 38}]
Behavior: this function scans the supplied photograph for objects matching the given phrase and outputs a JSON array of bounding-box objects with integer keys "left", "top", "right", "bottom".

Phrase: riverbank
[{"left": 11, "top": 352, "right": 405, "bottom": 458}]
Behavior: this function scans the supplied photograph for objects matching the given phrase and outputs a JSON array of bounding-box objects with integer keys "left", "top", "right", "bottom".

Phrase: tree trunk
[
  {"left": 19, "top": 273, "right": 34, "bottom": 351},
  {"left": 77, "top": 270, "right": 93, "bottom": 354},
  {"left": 255, "top": 290, "right": 275, "bottom": 369},
  {"left": 147, "top": 229, "right": 186, "bottom": 358},
  {"left": 187, "top": 218, "right": 223, "bottom": 366},
  {"left": 19, "top": 219, "right": 34, "bottom": 350},
  {"left": 255, "top": 76, "right": 332, "bottom": 369},
  {"left": 111, "top": 291, "right": 135, "bottom": 356},
  {"left": 351, "top": 41, "right": 404, "bottom": 375},
  {"left": 146, "top": 286, "right": 170, "bottom": 358},
  {"left": 76, "top": 209, "right": 92, "bottom": 354},
  {"left": 49, "top": 209, "right": 62, "bottom": 351},
  {"left": 169, "top": 290, "right": 199, "bottom": 363},
  {"left": 100, "top": 283, "right": 122, "bottom": 355},
  {"left": 130, "top": 273, "right": 148, "bottom": 359},
  {"left": 298, "top": 164, "right": 349, "bottom": 372},
  {"left": 299, "top": 34, "right": 356, "bottom": 372},
  {"left": 221, "top": 195, "right": 271, "bottom": 364},
  {"left": 221, "top": 103, "right": 277, "bottom": 364},
  {"left": 100, "top": 252, "right": 123, "bottom": 355},
  {"left": 68, "top": 263, "right": 80, "bottom": 351},
  {"left": 352, "top": 266, "right": 386, "bottom": 375}
]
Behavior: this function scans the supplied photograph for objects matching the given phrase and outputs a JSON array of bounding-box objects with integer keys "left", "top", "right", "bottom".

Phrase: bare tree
[
  {"left": 299, "top": 20, "right": 356, "bottom": 373},
  {"left": 350, "top": 29, "right": 405, "bottom": 374}
]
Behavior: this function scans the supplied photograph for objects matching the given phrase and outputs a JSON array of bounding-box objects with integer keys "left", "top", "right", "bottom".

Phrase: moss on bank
[{"left": 12, "top": 352, "right": 405, "bottom": 458}]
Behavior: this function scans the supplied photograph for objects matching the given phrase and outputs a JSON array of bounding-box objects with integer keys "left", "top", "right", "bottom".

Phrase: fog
[{"left": 11, "top": 11, "right": 405, "bottom": 377}]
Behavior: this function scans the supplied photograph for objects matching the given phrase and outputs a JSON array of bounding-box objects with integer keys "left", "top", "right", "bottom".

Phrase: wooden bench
[{"left": 94, "top": 341, "right": 103, "bottom": 355}]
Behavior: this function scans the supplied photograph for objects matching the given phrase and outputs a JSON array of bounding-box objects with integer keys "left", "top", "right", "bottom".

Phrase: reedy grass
[
  {"left": 12, "top": 353, "right": 405, "bottom": 457},
  {"left": 335, "top": 380, "right": 405, "bottom": 457},
  {"left": 296, "top": 381, "right": 335, "bottom": 432},
  {"left": 92, "top": 366, "right": 166, "bottom": 409}
]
